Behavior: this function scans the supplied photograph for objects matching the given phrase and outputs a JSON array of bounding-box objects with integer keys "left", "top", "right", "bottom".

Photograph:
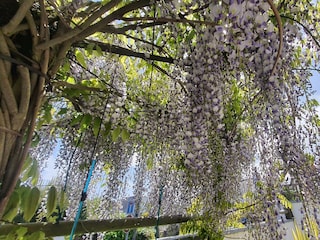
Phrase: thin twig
[
  {"left": 152, "top": 63, "right": 187, "bottom": 94},
  {"left": 53, "top": 81, "right": 105, "bottom": 92},
  {"left": 77, "top": 0, "right": 121, "bottom": 30},
  {"left": 36, "top": 0, "right": 136, "bottom": 50},
  {"left": 75, "top": 0, "right": 154, "bottom": 41},
  {"left": 101, "top": 24, "right": 172, "bottom": 57},
  {"left": 67, "top": 56, "right": 124, "bottom": 97},
  {"left": 266, "top": 0, "right": 283, "bottom": 78},
  {"left": 280, "top": 14, "right": 320, "bottom": 50},
  {"left": 0, "top": 55, "right": 47, "bottom": 79},
  {"left": 224, "top": 199, "right": 264, "bottom": 215},
  {"left": 292, "top": 67, "right": 320, "bottom": 72},
  {"left": 120, "top": 16, "right": 218, "bottom": 26},
  {"left": 105, "top": 21, "right": 166, "bottom": 34},
  {"left": 75, "top": 39, "right": 174, "bottom": 63},
  {"left": 122, "top": 33, "right": 171, "bottom": 57},
  {"left": 46, "top": 0, "right": 71, "bottom": 29}
]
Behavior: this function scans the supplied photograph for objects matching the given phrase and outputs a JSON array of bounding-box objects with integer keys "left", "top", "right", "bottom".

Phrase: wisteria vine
[{"left": 30, "top": 0, "right": 320, "bottom": 238}]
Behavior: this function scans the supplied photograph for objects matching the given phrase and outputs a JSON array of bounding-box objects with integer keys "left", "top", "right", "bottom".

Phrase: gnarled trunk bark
[
  {"left": 0, "top": 0, "right": 50, "bottom": 217},
  {"left": 0, "top": 50, "right": 48, "bottom": 218}
]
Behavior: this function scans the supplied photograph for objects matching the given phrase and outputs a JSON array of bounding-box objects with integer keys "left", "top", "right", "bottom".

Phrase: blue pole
[{"left": 69, "top": 160, "right": 96, "bottom": 240}]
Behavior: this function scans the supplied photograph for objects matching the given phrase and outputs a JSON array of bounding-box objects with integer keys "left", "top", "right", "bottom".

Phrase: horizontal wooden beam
[{"left": 0, "top": 215, "right": 192, "bottom": 237}]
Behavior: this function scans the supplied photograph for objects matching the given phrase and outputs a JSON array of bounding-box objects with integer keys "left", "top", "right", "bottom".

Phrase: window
[{"left": 127, "top": 202, "right": 134, "bottom": 214}]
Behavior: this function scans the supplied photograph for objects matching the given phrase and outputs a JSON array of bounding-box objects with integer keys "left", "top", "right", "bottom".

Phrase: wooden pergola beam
[{"left": 0, "top": 215, "right": 192, "bottom": 237}]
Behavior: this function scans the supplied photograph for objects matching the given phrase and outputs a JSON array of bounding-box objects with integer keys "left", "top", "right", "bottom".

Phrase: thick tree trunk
[
  {"left": 0, "top": 215, "right": 192, "bottom": 237},
  {"left": 0, "top": 59, "right": 47, "bottom": 213},
  {"left": 0, "top": 0, "right": 51, "bottom": 217},
  {"left": 0, "top": 71, "right": 44, "bottom": 217}
]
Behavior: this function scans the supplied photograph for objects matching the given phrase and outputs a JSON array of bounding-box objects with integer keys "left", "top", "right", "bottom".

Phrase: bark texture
[{"left": 0, "top": 0, "right": 51, "bottom": 217}]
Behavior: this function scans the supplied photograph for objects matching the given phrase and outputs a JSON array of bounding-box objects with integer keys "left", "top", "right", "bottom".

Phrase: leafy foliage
[
  {"left": 103, "top": 229, "right": 151, "bottom": 240},
  {"left": 293, "top": 222, "right": 310, "bottom": 240},
  {"left": 180, "top": 197, "right": 224, "bottom": 239}
]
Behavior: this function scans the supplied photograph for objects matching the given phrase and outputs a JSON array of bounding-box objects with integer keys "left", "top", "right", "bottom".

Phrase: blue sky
[
  {"left": 311, "top": 71, "right": 320, "bottom": 97},
  {"left": 309, "top": 71, "right": 320, "bottom": 118}
]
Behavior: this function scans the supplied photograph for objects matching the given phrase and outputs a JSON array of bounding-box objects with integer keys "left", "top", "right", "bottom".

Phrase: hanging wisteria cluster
[{"left": 28, "top": 0, "right": 320, "bottom": 238}]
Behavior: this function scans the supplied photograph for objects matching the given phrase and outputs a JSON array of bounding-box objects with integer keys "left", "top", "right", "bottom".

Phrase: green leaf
[
  {"left": 101, "top": 0, "right": 109, "bottom": 5},
  {"left": 22, "top": 156, "right": 33, "bottom": 172},
  {"left": 46, "top": 186, "right": 57, "bottom": 217},
  {"left": 5, "top": 231, "right": 17, "bottom": 240},
  {"left": 86, "top": 43, "right": 95, "bottom": 55},
  {"left": 70, "top": 115, "right": 82, "bottom": 126},
  {"left": 43, "top": 103, "right": 53, "bottom": 124},
  {"left": 81, "top": 80, "right": 90, "bottom": 86},
  {"left": 66, "top": 76, "right": 75, "bottom": 84},
  {"left": 103, "top": 121, "right": 112, "bottom": 137},
  {"left": 121, "top": 129, "right": 130, "bottom": 141},
  {"left": 58, "top": 108, "right": 68, "bottom": 115},
  {"left": 292, "top": 222, "right": 309, "bottom": 240},
  {"left": 28, "top": 161, "right": 38, "bottom": 181},
  {"left": 15, "top": 227, "right": 28, "bottom": 238},
  {"left": 31, "top": 167, "right": 39, "bottom": 186},
  {"left": 21, "top": 158, "right": 38, "bottom": 182},
  {"left": 277, "top": 193, "right": 292, "bottom": 209},
  {"left": 111, "top": 127, "right": 122, "bottom": 142},
  {"left": 80, "top": 114, "right": 92, "bottom": 131},
  {"left": 15, "top": 179, "right": 21, "bottom": 188},
  {"left": 308, "top": 99, "right": 319, "bottom": 107},
  {"left": 59, "top": 189, "right": 66, "bottom": 211},
  {"left": 186, "top": 29, "right": 196, "bottom": 42},
  {"left": 308, "top": 218, "right": 319, "bottom": 239},
  {"left": 94, "top": 45, "right": 103, "bottom": 56},
  {"left": 75, "top": 50, "right": 86, "bottom": 67},
  {"left": 2, "top": 191, "right": 20, "bottom": 222},
  {"left": 146, "top": 157, "right": 153, "bottom": 170},
  {"left": 17, "top": 186, "right": 32, "bottom": 212},
  {"left": 93, "top": 117, "right": 102, "bottom": 137},
  {"left": 23, "top": 187, "right": 41, "bottom": 222},
  {"left": 62, "top": 60, "right": 70, "bottom": 72},
  {"left": 25, "top": 231, "right": 46, "bottom": 240},
  {"left": 103, "top": 163, "right": 112, "bottom": 174},
  {"left": 31, "top": 131, "right": 41, "bottom": 147}
]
